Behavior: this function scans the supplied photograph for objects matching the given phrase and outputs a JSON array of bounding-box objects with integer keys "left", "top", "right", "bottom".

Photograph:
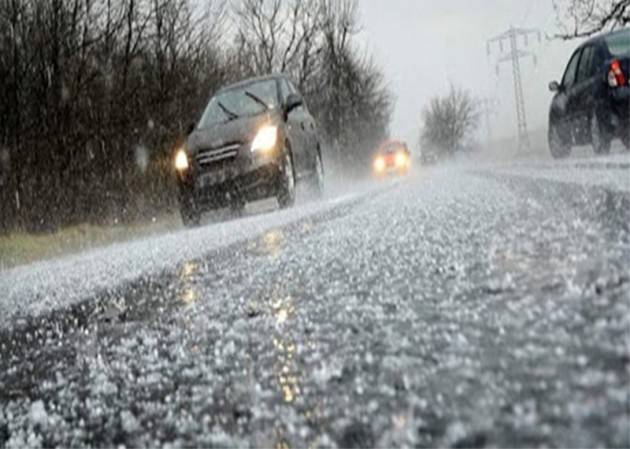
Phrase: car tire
[
  {"left": 591, "top": 112, "right": 611, "bottom": 155},
  {"left": 181, "top": 200, "right": 201, "bottom": 228},
  {"left": 229, "top": 201, "right": 246, "bottom": 219},
  {"left": 308, "top": 149, "right": 325, "bottom": 199},
  {"left": 277, "top": 146, "right": 296, "bottom": 209},
  {"left": 548, "top": 122, "right": 571, "bottom": 159}
]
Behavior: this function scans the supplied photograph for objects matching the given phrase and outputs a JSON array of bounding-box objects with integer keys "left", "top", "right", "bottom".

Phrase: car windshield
[
  {"left": 605, "top": 30, "right": 630, "bottom": 56},
  {"left": 197, "top": 79, "right": 279, "bottom": 129},
  {"left": 382, "top": 142, "right": 405, "bottom": 153}
]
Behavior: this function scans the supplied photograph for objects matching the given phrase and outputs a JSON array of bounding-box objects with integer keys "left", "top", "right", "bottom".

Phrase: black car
[
  {"left": 548, "top": 29, "right": 630, "bottom": 158},
  {"left": 174, "top": 75, "right": 325, "bottom": 226}
]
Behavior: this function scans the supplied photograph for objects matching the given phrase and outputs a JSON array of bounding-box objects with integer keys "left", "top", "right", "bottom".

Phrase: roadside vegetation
[
  {"left": 419, "top": 85, "right": 480, "bottom": 163},
  {"left": 0, "top": 0, "right": 391, "bottom": 236},
  {"left": 0, "top": 215, "right": 180, "bottom": 269}
]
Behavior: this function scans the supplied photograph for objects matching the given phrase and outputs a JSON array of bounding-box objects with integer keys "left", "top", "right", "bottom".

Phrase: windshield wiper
[
  {"left": 218, "top": 101, "right": 239, "bottom": 121},
  {"left": 245, "top": 91, "right": 270, "bottom": 110}
]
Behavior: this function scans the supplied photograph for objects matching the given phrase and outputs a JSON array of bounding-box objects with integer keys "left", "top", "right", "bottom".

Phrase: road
[{"left": 1, "top": 154, "right": 629, "bottom": 448}]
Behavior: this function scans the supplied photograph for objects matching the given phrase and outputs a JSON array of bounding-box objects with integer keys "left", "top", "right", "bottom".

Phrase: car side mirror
[
  {"left": 284, "top": 93, "right": 303, "bottom": 117},
  {"left": 549, "top": 81, "right": 561, "bottom": 92}
]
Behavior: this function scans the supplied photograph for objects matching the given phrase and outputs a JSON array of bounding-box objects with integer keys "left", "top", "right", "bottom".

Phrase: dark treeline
[{"left": 0, "top": 0, "right": 391, "bottom": 233}]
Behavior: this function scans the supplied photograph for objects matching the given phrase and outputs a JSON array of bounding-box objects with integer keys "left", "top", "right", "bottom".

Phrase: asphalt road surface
[{"left": 1, "top": 154, "right": 629, "bottom": 448}]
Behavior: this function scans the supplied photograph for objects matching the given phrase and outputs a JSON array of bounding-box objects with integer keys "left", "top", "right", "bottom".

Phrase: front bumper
[
  {"left": 374, "top": 166, "right": 409, "bottom": 177},
  {"left": 177, "top": 151, "right": 282, "bottom": 211}
]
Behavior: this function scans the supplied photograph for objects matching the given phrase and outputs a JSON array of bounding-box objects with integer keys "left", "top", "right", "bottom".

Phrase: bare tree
[
  {"left": 233, "top": 0, "right": 321, "bottom": 86},
  {"left": 420, "top": 85, "right": 480, "bottom": 160},
  {"left": 0, "top": 0, "right": 391, "bottom": 232},
  {"left": 310, "top": 0, "right": 391, "bottom": 166},
  {"left": 554, "top": 0, "right": 630, "bottom": 39},
  {"left": 232, "top": 0, "right": 391, "bottom": 168},
  {"left": 0, "top": 0, "right": 228, "bottom": 231}
]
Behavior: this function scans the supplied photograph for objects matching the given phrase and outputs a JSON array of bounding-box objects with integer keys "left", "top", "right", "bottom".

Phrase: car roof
[
  {"left": 379, "top": 140, "right": 407, "bottom": 152},
  {"left": 218, "top": 74, "right": 286, "bottom": 93},
  {"left": 581, "top": 28, "right": 630, "bottom": 49}
]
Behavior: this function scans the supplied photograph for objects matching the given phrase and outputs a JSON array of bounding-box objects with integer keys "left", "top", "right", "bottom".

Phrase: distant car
[
  {"left": 174, "top": 75, "right": 325, "bottom": 226},
  {"left": 548, "top": 28, "right": 630, "bottom": 158},
  {"left": 372, "top": 140, "right": 411, "bottom": 176}
]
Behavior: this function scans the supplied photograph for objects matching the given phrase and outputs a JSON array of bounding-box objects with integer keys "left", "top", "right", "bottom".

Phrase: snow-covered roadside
[
  {"left": 494, "top": 166, "right": 630, "bottom": 192},
  {"left": 464, "top": 153, "right": 630, "bottom": 192},
  {"left": 0, "top": 191, "right": 365, "bottom": 330}
]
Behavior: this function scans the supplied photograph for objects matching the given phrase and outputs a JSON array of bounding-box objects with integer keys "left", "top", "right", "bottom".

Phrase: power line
[{"left": 487, "top": 26, "right": 541, "bottom": 152}]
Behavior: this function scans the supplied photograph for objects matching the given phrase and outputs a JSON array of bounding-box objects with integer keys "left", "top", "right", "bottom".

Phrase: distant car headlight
[
  {"left": 373, "top": 157, "right": 386, "bottom": 173},
  {"left": 251, "top": 125, "right": 278, "bottom": 153},
  {"left": 395, "top": 151, "right": 408, "bottom": 167},
  {"left": 175, "top": 148, "right": 189, "bottom": 171}
]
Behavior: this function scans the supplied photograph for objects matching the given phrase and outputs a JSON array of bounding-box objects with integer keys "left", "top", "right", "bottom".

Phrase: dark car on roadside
[
  {"left": 548, "top": 29, "right": 630, "bottom": 158},
  {"left": 174, "top": 75, "right": 325, "bottom": 226}
]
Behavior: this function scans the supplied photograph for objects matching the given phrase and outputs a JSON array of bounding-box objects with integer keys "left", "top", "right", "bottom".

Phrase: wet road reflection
[
  {"left": 178, "top": 261, "right": 201, "bottom": 306},
  {"left": 269, "top": 289, "right": 301, "bottom": 404},
  {"left": 274, "top": 336, "right": 300, "bottom": 403},
  {"left": 261, "top": 282, "right": 312, "bottom": 447},
  {"left": 264, "top": 230, "right": 285, "bottom": 258},
  {"left": 248, "top": 228, "right": 286, "bottom": 258}
]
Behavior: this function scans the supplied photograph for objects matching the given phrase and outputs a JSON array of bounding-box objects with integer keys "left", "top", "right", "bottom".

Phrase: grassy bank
[{"left": 0, "top": 215, "right": 181, "bottom": 270}]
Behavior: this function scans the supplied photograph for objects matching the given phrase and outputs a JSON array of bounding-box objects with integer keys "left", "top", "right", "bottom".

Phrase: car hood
[{"left": 187, "top": 111, "right": 281, "bottom": 155}]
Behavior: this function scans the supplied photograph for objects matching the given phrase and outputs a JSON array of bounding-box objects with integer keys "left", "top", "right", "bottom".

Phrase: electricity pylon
[{"left": 487, "top": 26, "right": 541, "bottom": 152}]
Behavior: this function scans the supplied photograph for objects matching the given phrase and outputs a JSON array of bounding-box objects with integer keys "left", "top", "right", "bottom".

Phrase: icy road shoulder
[
  {"left": 0, "top": 191, "right": 367, "bottom": 330},
  {"left": 490, "top": 153, "right": 630, "bottom": 192}
]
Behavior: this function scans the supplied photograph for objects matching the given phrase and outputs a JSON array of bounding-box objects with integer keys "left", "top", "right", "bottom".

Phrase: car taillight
[{"left": 608, "top": 59, "right": 626, "bottom": 88}]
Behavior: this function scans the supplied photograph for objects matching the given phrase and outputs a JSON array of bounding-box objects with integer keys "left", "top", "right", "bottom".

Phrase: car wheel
[
  {"left": 277, "top": 147, "right": 296, "bottom": 209},
  {"left": 309, "top": 149, "right": 325, "bottom": 198},
  {"left": 229, "top": 201, "right": 246, "bottom": 218},
  {"left": 591, "top": 112, "right": 611, "bottom": 155},
  {"left": 548, "top": 122, "right": 571, "bottom": 159},
  {"left": 180, "top": 199, "right": 201, "bottom": 228}
]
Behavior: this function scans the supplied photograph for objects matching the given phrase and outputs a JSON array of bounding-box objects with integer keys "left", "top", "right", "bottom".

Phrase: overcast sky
[{"left": 358, "top": 0, "right": 580, "bottom": 146}]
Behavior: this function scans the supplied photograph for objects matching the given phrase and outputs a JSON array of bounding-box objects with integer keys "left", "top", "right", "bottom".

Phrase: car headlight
[
  {"left": 251, "top": 125, "right": 278, "bottom": 153},
  {"left": 175, "top": 148, "right": 189, "bottom": 171},
  {"left": 395, "top": 152, "right": 408, "bottom": 167},
  {"left": 373, "top": 157, "right": 386, "bottom": 172}
]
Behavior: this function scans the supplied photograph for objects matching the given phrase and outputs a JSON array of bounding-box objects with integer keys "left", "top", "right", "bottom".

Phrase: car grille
[{"left": 196, "top": 142, "right": 241, "bottom": 167}]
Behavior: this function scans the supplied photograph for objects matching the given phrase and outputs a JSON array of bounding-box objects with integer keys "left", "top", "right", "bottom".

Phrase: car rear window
[{"left": 605, "top": 31, "right": 630, "bottom": 56}]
